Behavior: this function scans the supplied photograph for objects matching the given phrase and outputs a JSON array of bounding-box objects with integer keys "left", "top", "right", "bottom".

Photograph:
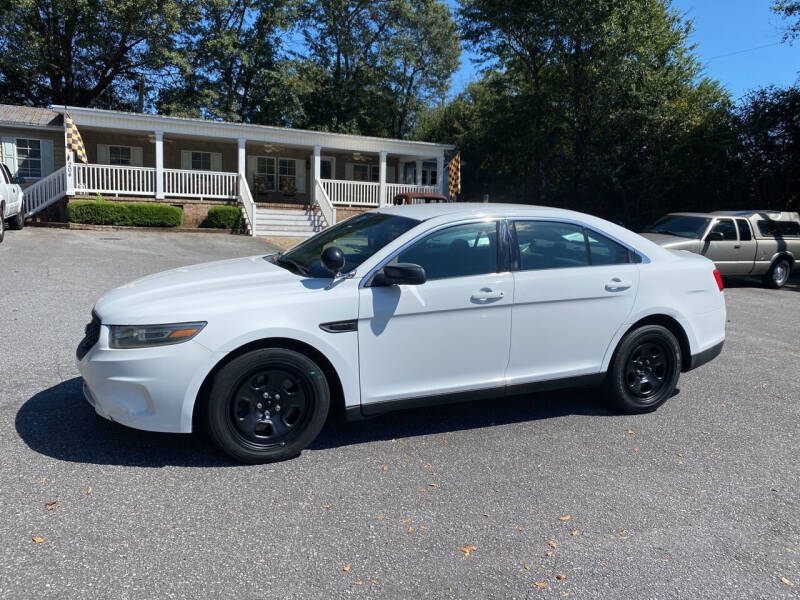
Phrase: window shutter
[
  {"left": 181, "top": 150, "right": 191, "bottom": 170},
  {"left": 40, "top": 139, "right": 54, "bottom": 176},
  {"left": 246, "top": 156, "right": 257, "bottom": 189},
  {"left": 387, "top": 165, "right": 396, "bottom": 184},
  {"left": 295, "top": 159, "right": 306, "bottom": 193},
  {"left": 2, "top": 137, "right": 17, "bottom": 175},
  {"left": 211, "top": 152, "right": 222, "bottom": 172},
  {"left": 97, "top": 144, "right": 110, "bottom": 164},
  {"left": 345, "top": 163, "right": 354, "bottom": 181},
  {"left": 131, "top": 146, "right": 143, "bottom": 167}
]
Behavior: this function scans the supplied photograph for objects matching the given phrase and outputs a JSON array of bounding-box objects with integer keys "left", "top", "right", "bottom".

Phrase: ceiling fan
[
  {"left": 262, "top": 143, "right": 282, "bottom": 154},
  {"left": 352, "top": 152, "right": 371, "bottom": 162}
]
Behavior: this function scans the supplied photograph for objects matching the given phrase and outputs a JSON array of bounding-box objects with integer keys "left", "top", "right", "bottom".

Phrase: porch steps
[{"left": 254, "top": 206, "right": 327, "bottom": 237}]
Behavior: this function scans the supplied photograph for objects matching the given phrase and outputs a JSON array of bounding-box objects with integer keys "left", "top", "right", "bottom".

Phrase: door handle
[
  {"left": 471, "top": 288, "right": 505, "bottom": 301},
  {"left": 734, "top": 244, "right": 740, "bottom": 249},
  {"left": 605, "top": 278, "right": 632, "bottom": 292}
]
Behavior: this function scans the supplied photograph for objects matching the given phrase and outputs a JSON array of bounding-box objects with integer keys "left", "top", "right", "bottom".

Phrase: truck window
[
  {"left": 757, "top": 220, "right": 800, "bottom": 237},
  {"left": 708, "top": 219, "right": 737, "bottom": 241},
  {"left": 736, "top": 219, "right": 752, "bottom": 241}
]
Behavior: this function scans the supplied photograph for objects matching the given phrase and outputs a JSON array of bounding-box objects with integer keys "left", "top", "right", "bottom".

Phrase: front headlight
[{"left": 109, "top": 322, "right": 207, "bottom": 349}]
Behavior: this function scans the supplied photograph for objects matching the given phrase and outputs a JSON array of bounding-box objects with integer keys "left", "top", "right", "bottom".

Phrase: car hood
[
  {"left": 94, "top": 254, "right": 321, "bottom": 324},
  {"left": 639, "top": 233, "right": 701, "bottom": 251}
]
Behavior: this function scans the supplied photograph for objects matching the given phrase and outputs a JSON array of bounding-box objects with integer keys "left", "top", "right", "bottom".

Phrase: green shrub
[
  {"left": 204, "top": 205, "right": 243, "bottom": 230},
  {"left": 68, "top": 200, "right": 182, "bottom": 227}
]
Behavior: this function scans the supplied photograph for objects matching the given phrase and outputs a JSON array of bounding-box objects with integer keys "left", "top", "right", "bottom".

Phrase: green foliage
[
  {"left": 0, "top": 0, "right": 183, "bottom": 108},
  {"left": 416, "top": 0, "right": 741, "bottom": 228},
  {"left": 773, "top": 1, "right": 800, "bottom": 41},
  {"left": 204, "top": 206, "right": 243, "bottom": 230},
  {"left": 68, "top": 200, "right": 183, "bottom": 227}
]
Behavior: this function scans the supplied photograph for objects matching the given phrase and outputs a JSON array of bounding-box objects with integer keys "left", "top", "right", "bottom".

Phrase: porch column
[
  {"left": 379, "top": 151, "right": 387, "bottom": 205},
  {"left": 312, "top": 145, "right": 321, "bottom": 205},
  {"left": 415, "top": 159, "right": 423, "bottom": 186},
  {"left": 237, "top": 137, "right": 246, "bottom": 177},
  {"left": 437, "top": 154, "right": 445, "bottom": 197},
  {"left": 65, "top": 152, "right": 75, "bottom": 196},
  {"left": 154, "top": 131, "right": 164, "bottom": 199}
]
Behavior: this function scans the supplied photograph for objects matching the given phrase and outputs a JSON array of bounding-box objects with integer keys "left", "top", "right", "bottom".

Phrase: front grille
[{"left": 76, "top": 313, "right": 101, "bottom": 360}]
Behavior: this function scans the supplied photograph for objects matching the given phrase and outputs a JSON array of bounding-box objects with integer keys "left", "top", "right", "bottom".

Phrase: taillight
[{"left": 713, "top": 269, "right": 724, "bottom": 292}]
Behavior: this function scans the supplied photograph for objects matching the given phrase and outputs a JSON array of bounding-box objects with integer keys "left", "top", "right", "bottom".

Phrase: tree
[
  {"left": 295, "top": 0, "right": 460, "bottom": 138},
  {"left": 772, "top": 1, "right": 800, "bottom": 42},
  {"left": 736, "top": 86, "right": 800, "bottom": 211},
  {"left": 0, "top": 0, "right": 183, "bottom": 108},
  {"left": 155, "top": 0, "right": 297, "bottom": 124},
  {"left": 418, "top": 0, "right": 735, "bottom": 227}
]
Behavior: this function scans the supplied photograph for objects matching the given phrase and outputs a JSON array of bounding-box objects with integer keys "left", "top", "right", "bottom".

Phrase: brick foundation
[{"left": 334, "top": 206, "right": 373, "bottom": 222}]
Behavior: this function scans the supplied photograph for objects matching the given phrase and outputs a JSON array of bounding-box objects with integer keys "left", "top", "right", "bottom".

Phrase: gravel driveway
[{"left": 1, "top": 227, "right": 798, "bottom": 599}]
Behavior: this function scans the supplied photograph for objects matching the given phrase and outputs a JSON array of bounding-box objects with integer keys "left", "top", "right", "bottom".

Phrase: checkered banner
[
  {"left": 447, "top": 152, "right": 461, "bottom": 199},
  {"left": 64, "top": 110, "right": 88, "bottom": 164}
]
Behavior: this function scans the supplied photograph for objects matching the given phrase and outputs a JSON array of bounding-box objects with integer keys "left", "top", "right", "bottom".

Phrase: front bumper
[{"left": 76, "top": 325, "right": 219, "bottom": 433}]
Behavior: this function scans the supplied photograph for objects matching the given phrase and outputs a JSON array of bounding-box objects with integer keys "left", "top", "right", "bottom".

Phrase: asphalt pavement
[{"left": 1, "top": 227, "right": 798, "bottom": 599}]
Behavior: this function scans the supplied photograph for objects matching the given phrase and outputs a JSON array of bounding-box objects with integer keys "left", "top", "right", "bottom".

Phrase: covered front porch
[{"left": 20, "top": 107, "right": 450, "bottom": 236}]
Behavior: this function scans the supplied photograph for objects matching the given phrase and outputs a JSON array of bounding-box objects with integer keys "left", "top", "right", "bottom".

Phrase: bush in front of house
[
  {"left": 68, "top": 199, "right": 183, "bottom": 227},
  {"left": 204, "top": 205, "right": 243, "bottom": 230}
]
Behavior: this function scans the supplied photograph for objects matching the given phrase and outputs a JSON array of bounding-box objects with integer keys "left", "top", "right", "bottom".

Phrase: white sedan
[{"left": 77, "top": 204, "right": 726, "bottom": 463}]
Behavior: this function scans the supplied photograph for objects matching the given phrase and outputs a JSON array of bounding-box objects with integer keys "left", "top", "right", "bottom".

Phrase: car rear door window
[
  {"left": 514, "top": 221, "right": 589, "bottom": 271},
  {"left": 708, "top": 219, "right": 737, "bottom": 241},
  {"left": 586, "top": 231, "right": 633, "bottom": 265},
  {"left": 395, "top": 221, "right": 498, "bottom": 280},
  {"left": 736, "top": 219, "right": 752, "bottom": 241}
]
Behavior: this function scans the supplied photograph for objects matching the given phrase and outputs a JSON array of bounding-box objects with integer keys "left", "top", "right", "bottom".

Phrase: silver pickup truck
[{"left": 641, "top": 210, "right": 800, "bottom": 288}]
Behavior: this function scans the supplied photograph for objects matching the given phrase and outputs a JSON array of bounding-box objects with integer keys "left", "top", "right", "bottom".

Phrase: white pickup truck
[{"left": 0, "top": 163, "right": 24, "bottom": 243}]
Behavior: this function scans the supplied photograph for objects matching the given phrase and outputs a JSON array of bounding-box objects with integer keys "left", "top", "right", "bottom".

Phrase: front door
[
  {"left": 734, "top": 218, "right": 758, "bottom": 274},
  {"left": 507, "top": 220, "right": 640, "bottom": 384},
  {"left": 358, "top": 220, "right": 513, "bottom": 408}
]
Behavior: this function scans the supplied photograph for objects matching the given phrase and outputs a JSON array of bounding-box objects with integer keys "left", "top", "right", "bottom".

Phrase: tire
[
  {"left": 204, "top": 348, "right": 330, "bottom": 463},
  {"left": 605, "top": 325, "right": 682, "bottom": 414},
  {"left": 762, "top": 257, "right": 791, "bottom": 289},
  {"left": 8, "top": 209, "right": 23, "bottom": 230},
  {"left": 0, "top": 203, "right": 5, "bottom": 243}
]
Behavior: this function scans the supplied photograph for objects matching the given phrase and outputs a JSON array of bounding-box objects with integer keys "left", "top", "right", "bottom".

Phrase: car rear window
[{"left": 757, "top": 220, "right": 800, "bottom": 237}]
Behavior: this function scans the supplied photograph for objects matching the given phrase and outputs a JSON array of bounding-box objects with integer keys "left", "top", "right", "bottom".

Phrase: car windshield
[
  {"left": 272, "top": 212, "right": 420, "bottom": 277},
  {"left": 643, "top": 215, "right": 711, "bottom": 239}
]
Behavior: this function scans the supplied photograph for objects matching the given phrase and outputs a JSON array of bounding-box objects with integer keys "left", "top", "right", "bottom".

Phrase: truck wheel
[
  {"left": 763, "top": 258, "right": 791, "bottom": 289},
  {"left": 9, "top": 210, "right": 24, "bottom": 230}
]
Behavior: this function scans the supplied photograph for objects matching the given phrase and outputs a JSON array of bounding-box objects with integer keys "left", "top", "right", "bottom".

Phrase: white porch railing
[
  {"left": 314, "top": 179, "right": 336, "bottom": 226},
  {"left": 384, "top": 184, "right": 440, "bottom": 204},
  {"left": 238, "top": 173, "right": 256, "bottom": 236},
  {"left": 163, "top": 169, "right": 238, "bottom": 199},
  {"left": 321, "top": 179, "right": 380, "bottom": 206},
  {"left": 23, "top": 166, "right": 67, "bottom": 217},
  {"left": 74, "top": 164, "right": 156, "bottom": 196}
]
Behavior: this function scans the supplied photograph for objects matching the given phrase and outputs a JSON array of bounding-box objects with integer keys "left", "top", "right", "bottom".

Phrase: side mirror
[
  {"left": 706, "top": 231, "right": 725, "bottom": 242},
  {"left": 373, "top": 263, "right": 426, "bottom": 286},
  {"left": 321, "top": 246, "right": 345, "bottom": 275}
]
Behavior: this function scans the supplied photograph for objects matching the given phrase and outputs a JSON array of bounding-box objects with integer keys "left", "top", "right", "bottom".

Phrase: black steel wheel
[
  {"left": 763, "top": 258, "right": 791, "bottom": 289},
  {"left": 205, "top": 348, "right": 330, "bottom": 463},
  {"left": 605, "top": 325, "right": 681, "bottom": 413}
]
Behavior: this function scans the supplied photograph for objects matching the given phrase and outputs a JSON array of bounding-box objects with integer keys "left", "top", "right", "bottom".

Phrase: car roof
[{"left": 373, "top": 202, "right": 594, "bottom": 221}]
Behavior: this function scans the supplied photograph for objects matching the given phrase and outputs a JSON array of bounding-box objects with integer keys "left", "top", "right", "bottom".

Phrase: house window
[
  {"left": 256, "top": 157, "right": 276, "bottom": 191},
  {"left": 352, "top": 164, "right": 370, "bottom": 181},
  {"left": 321, "top": 158, "right": 333, "bottom": 180},
  {"left": 109, "top": 146, "right": 132, "bottom": 166},
  {"left": 16, "top": 138, "right": 41, "bottom": 179},
  {"left": 422, "top": 165, "right": 437, "bottom": 186},
  {"left": 278, "top": 158, "right": 296, "bottom": 193},
  {"left": 191, "top": 151, "right": 212, "bottom": 171}
]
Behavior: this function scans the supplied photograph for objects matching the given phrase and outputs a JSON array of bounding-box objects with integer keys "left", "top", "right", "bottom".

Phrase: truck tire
[
  {"left": 0, "top": 202, "right": 5, "bottom": 243},
  {"left": 8, "top": 210, "right": 24, "bottom": 230},
  {"left": 763, "top": 257, "right": 791, "bottom": 289}
]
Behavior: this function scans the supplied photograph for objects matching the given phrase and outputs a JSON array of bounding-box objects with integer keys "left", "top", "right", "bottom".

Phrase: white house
[{"left": 0, "top": 104, "right": 454, "bottom": 236}]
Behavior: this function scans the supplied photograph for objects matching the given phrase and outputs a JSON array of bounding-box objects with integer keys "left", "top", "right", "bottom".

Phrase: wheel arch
[
  {"left": 610, "top": 314, "right": 692, "bottom": 374},
  {"left": 192, "top": 337, "right": 346, "bottom": 432}
]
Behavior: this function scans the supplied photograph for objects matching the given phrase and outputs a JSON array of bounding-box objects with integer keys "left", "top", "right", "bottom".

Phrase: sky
[{"left": 449, "top": 0, "right": 799, "bottom": 103}]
